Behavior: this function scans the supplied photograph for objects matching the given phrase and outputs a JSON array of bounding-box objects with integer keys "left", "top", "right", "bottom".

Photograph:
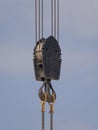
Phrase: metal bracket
[{"left": 38, "top": 80, "right": 56, "bottom": 103}]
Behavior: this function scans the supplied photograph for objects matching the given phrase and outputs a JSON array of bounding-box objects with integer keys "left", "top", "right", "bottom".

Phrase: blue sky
[{"left": 0, "top": 0, "right": 98, "bottom": 130}]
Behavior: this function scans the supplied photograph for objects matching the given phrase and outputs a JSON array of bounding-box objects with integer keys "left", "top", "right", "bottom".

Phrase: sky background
[{"left": 0, "top": 0, "right": 98, "bottom": 130}]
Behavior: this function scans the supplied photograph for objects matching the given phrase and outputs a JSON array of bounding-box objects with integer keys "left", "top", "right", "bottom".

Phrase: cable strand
[
  {"left": 41, "top": 101, "right": 45, "bottom": 130},
  {"left": 54, "top": 0, "right": 56, "bottom": 38},
  {"left": 42, "top": 0, "right": 43, "bottom": 38},
  {"left": 35, "top": 0, "right": 37, "bottom": 42},
  {"left": 42, "top": 111, "right": 45, "bottom": 130},
  {"left": 57, "top": 0, "right": 59, "bottom": 42},
  {"left": 38, "top": 0, "right": 40, "bottom": 40},
  {"left": 49, "top": 104, "right": 54, "bottom": 130},
  {"left": 51, "top": 0, "right": 53, "bottom": 36}
]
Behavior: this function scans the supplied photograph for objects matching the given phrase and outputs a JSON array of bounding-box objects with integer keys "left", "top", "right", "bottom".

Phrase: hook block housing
[{"left": 33, "top": 36, "right": 61, "bottom": 81}]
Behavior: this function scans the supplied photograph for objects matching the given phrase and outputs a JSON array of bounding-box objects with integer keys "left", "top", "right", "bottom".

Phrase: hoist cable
[
  {"left": 57, "top": 0, "right": 59, "bottom": 42},
  {"left": 41, "top": 0, "right": 44, "bottom": 38},
  {"left": 49, "top": 104, "right": 54, "bottom": 130},
  {"left": 41, "top": 101, "right": 45, "bottom": 130},
  {"left": 35, "top": 0, "right": 37, "bottom": 42},
  {"left": 50, "top": 112, "right": 53, "bottom": 130},
  {"left": 54, "top": 0, "right": 56, "bottom": 38},
  {"left": 38, "top": 0, "right": 40, "bottom": 40},
  {"left": 51, "top": 0, "right": 53, "bottom": 36},
  {"left": 35, "top": 0, "right": 59, "bottom": 42},
  {"left": 42, "top": 111, "right": 45, "bottom": 130}
]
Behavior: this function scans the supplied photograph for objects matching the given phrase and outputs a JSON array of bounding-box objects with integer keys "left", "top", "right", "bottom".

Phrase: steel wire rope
[
  {"left": 42, "top": 103, "right": 45, "bottom": 130},
  {"left": 50, "top": 112, "right": 53, "bottom": 130},
  {"left": 54, "top": 0, "right": 56, "bottom": 38},
  {"left": 49, "top": 103, "right": 54, "bottom": 130},
  {"left": 57, "top": 0, "right": 59, "bottom": 42},
  {"left": 35, "top": 0, "right": 37, "bottom": 43},
  {"left": 42, "top": 111, "right": 45, "bottom": 130},
  {"left": 38, "top": 0, "right": 41, "bottom": 40},
  {"left": 51, "top": 0, "right": 53, "bottom": 36},
  {"left": 41, "top": 0, "right": 44, "bottom": 38}
]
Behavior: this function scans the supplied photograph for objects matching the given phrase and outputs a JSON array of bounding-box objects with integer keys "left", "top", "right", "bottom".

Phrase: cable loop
[
  {"left": 44, "top": 92, "right": 47, "bottom": 102},
  {"left": 52, "top": 93, "right": 56, "bottom": 103},
  {"left": 39, "top": 81, "right": 56, "bottom": 103}
]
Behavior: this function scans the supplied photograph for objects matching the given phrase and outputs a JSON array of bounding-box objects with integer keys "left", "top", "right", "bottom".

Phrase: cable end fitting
[
  {"left": 49, "top": 103, "right": 54, "bottom": 114},
  {"left": 41, "top": 101, "right": 45, "bottom": 112}
]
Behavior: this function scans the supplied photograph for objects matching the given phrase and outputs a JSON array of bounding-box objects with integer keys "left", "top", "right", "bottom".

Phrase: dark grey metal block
[{"left": 33, "top": 36, "right": 61, "bottom": 81}]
